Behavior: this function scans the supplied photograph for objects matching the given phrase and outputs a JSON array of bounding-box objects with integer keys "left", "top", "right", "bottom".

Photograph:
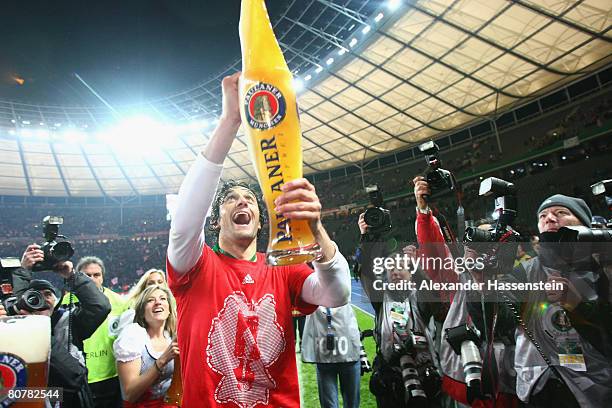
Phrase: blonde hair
[
  {"left": 127, "top": 269, "right": 168, "bottom": 307},
  {"left": 133, "top": 285, "right": 177, "bottom": 338}
]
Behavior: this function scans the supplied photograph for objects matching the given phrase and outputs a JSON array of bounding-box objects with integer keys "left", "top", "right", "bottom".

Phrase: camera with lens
[
  {"left": 363, "top": 185, "right": 391, "bottom": 236},
  {"left": 359, "top": 329, "right": 373, "bottom": 376},
  {"left": 32, "top": 216, "right": 74, "bottom": 272},
  {"left": 418, "top": 140, "right": 457, "bottom": 198},
  {"left": 368, "top": 316, "right": 437, "bottom": 405},
  {"left": 391, "top": 316, "right": 431, "bottom": 406},
  {"left": 445, "top": 324, "right": 484, "bottom": 403},
  {"left": 4, "top": 289, "right": 48, "bottom": 316},
  {"left": 1, "top": 257, "right": 48, "bottom": 316},
  {"left": 540, "top": 225, "right": 612, "bottom": 243},
  {"left": 464, "top": 177, "right": 522, "bottom": 243},
  {"left": 463, "top": 177, "right": 523, "bottom": 272},
  {"left": 540, "top": 225, "right": 612, "bottom": 264}
]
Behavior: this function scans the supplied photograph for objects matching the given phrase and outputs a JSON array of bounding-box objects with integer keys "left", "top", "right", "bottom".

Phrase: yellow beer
[
  {"left": 239, "top": 0, "right": 321, "bottom": 265},
  {"left": 164, "top": 356, "right": 182, "bottom": 406},
  {"left": 0, "top": 315, "right": 50, "bottom": 408}
]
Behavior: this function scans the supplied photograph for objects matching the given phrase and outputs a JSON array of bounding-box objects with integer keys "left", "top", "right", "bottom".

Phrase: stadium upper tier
[{"left": 0, "top": 0, "right": 611, "bottom": 197}]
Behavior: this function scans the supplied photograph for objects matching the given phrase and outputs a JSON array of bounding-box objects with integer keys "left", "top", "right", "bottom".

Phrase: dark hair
[
  {"left": 76, "top": 256, "right": 106, "bottom": 275},
  {"left": 208, "top": 180, "right": 267, "bottom": 237}
]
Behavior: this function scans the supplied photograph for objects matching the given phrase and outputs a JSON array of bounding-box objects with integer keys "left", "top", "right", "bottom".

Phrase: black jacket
[{"left": 13, "top": 268, "right": 111, "bottom": 348}]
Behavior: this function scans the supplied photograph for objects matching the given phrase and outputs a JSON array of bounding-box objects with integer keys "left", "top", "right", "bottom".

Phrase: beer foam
[{"left": 0, "top": 315, "right": 51, "bottom": 363}]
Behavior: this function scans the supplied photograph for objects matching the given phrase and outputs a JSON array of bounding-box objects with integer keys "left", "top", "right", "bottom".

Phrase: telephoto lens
[
  {"left": 359, "top": 344, "right": 371, "bottom": 375},
  {"left": 464, "top": 226, "right": 493, "bottom": 242},
  {"left": 399, "top": 354, "right": 427, "bottom": 407},
  {"left": 445, "top": 324, "right": 484, "bottom": 403},
  {"left": 48, "top": 240, "right": 75, "bottom": 262},
  {"left": 4, "top": 289, "right": 48, "bottom": 316},
  {"left": 461, "top": 341, "right": 483, "bottom": 402}
]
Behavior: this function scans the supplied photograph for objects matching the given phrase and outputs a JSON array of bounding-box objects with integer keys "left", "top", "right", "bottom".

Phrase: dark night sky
[{"left": 0, "top": 0, "right": 287, "bottom": 106}]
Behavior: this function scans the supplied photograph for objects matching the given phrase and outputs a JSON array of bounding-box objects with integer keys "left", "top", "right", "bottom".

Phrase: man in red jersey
[{"left": 166, "top": 72, "right": 351, "bottom": 408}]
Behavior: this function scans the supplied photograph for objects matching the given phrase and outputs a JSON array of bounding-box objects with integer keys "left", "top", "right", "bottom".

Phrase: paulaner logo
[
  {"left": 260, "top": 136, "right": 292, "bottom": 244},
  {"left": 244, "top": 83, "right": 287, "bottom": 130},
  {"left": 0, "top": 353, "right": 28, "bottom": 408}
]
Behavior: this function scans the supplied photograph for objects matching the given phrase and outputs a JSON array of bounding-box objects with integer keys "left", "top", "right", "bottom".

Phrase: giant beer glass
[
  {"left": 239, "top": 0, "right": 322, "bottom": 266},
  {"left": 0, "top": 315, "right": 51, "bottom": 408}
]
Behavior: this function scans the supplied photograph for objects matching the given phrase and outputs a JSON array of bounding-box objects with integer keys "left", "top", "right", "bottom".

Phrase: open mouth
[
  {"left": 153, "top": 307, "right": 165, "bottom": 314},
  {"left": 232, "top": 211, "right": 252, "bottom": 226}
]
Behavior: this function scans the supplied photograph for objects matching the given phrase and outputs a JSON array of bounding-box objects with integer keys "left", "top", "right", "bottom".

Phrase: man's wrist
[
  {"left": 312, "top": 221, "right": 336, "bottom": 263},
  {"left": 218, "top": 115, "right": 241, "bottom": 131},
  {"left": 417, "top": 205, "right": 430, "bottom": 215},
  {"left": 311, "top": 220, "right": 325, "bottom": 242}
]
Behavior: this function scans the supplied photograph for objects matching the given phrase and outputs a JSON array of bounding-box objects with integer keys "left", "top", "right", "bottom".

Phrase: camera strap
[
  {"left": 431, "top": 208, "right": 463, "bottom": 259},
  {"left": 67, "top": 273, "right": 76, "bottom": 352}
]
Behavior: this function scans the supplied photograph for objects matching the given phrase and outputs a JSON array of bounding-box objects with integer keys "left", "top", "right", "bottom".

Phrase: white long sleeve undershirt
[{"left": 167, "top": 153, "right": 350, "bottom": 308}]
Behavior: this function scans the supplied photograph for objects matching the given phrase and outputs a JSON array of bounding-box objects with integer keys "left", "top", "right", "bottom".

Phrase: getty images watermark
[{"left": 369, "top": 252, "right": 564, "bottom": 293}]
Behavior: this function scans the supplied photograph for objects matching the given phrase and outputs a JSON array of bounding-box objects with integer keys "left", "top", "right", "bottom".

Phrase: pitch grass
[{"left": 298, "top": 305, "right": 378, "bottom": 408}]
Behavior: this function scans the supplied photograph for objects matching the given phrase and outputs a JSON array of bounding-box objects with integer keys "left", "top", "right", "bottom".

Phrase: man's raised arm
[{"left": 167, "top": 73, "right": 242, "bottom": 275}]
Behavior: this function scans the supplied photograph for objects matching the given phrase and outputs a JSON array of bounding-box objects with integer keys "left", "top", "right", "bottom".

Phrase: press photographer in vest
[{"left": 14, "top": 244, "right": 112, "bottom": 408}]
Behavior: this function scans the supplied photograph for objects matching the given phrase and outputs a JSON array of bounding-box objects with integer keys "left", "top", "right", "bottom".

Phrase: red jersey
[{"left": 167, "top": 245, "right": 316, "bottom": 408}]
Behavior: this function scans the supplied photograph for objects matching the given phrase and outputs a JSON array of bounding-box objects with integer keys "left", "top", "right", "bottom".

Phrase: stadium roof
[{"left": 0, "top": 0, "right": 610, "bottom": 197}]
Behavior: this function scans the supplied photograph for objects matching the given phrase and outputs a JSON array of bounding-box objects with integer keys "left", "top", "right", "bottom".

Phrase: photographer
[
  {"left": 414, "top": 176, "right": 519, "bottom": 407},
  {"left": 469, "top": 194, "right": 612, "bottom": 407},
  {"left": 357, "top": 213, "right": 440, "bottom": 408},
  {"left": 301, "top": 304, "right": 363, "bottom": 408},
  {"left": 14, "top": 244, "right": 111, "bottom": 408}
]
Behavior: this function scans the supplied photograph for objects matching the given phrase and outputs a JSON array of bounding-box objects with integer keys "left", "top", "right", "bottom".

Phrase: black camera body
[
  {"left": 540, "top": 225, "right": 612, "bottom": 264},
  {"left": 419, "top": 141, "right": 457, "bottom": 197},
  {"left": 364, "top": 185, "right": 391, "bottom": 235},
  {"left": 325, "top": 332, "right": 335, "bottom": 351},
  {"left": 540, "top": 225, "right": 612, "bottom": 243},
  {"left": 32, "top": 216, "right": 74, "bottom": 272},
  {"left": 445, "top": 324, "right": 482, "bottom": 355},
  {"left": 0, "top": 257, "right": 48, "bottom": 316}
]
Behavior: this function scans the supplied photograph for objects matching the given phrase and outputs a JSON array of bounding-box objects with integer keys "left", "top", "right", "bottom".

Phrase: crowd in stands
[
  {"left": 526, "top": 95, "right": 612, "bottom": 148},
  {"left": 0, "top": 206, "right": 169, "bottom": 239}
]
